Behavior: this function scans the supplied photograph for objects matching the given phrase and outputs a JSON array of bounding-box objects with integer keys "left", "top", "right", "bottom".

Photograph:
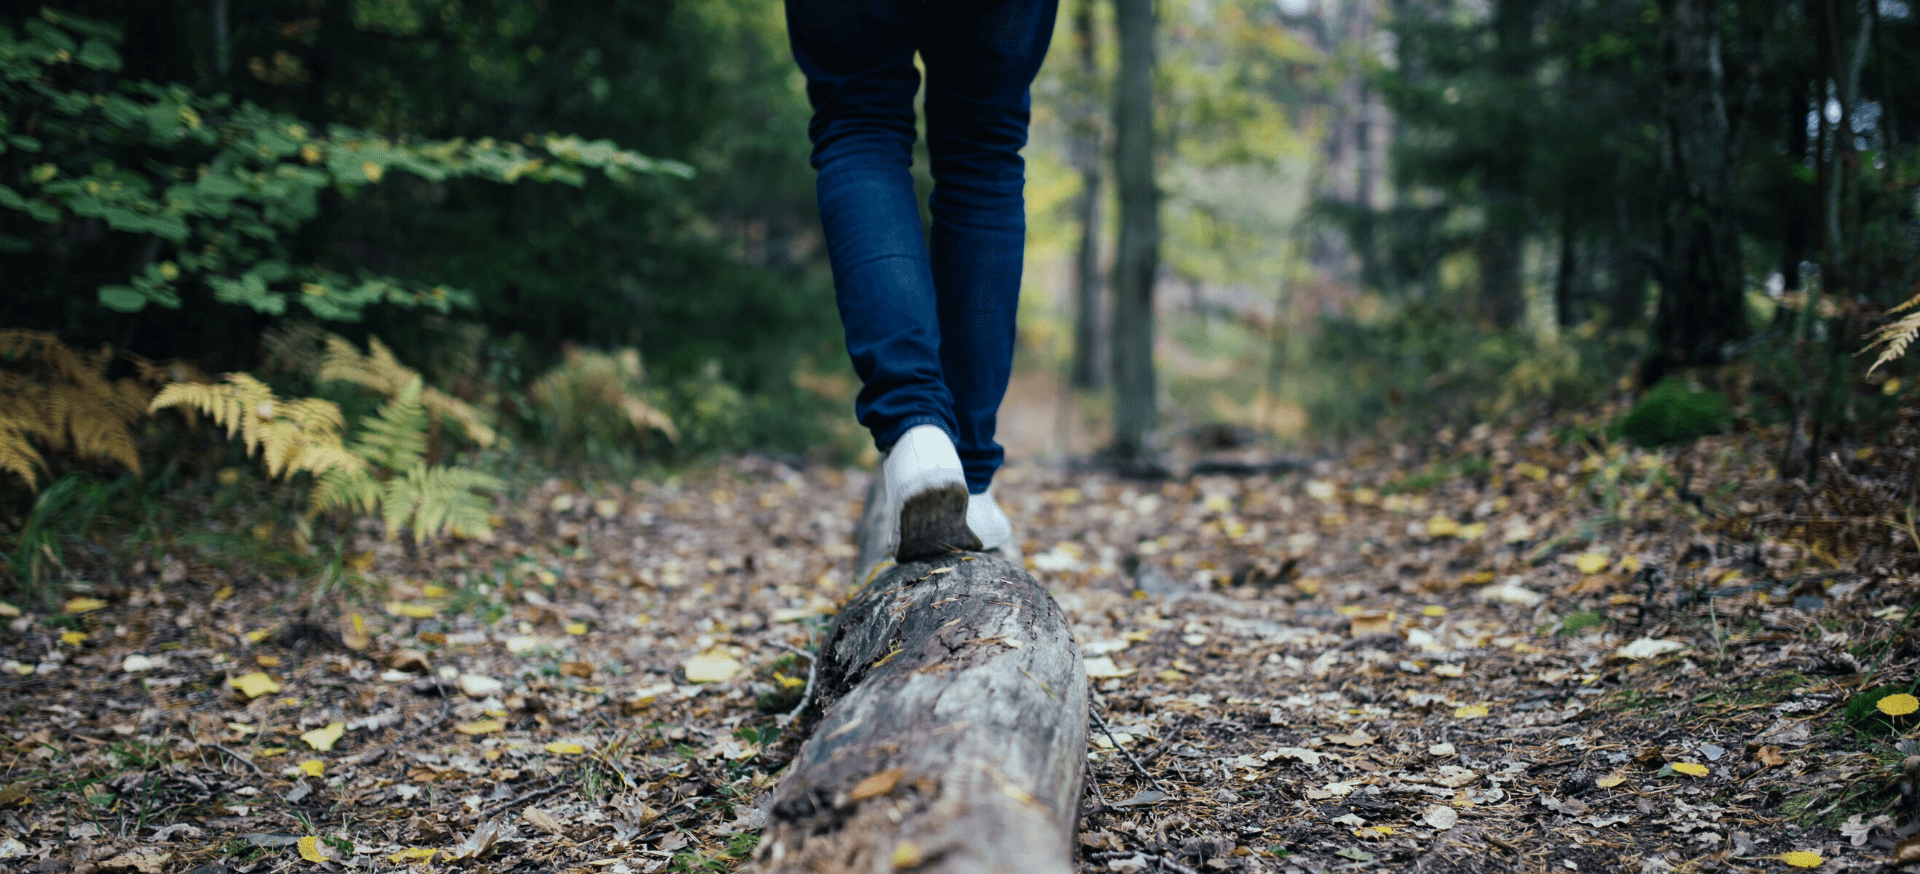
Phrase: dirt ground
[{"left": 2, "top": 417, "right": 1918, "bottom": 874}]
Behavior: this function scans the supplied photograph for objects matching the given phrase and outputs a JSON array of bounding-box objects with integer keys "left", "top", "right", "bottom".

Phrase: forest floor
[{"left": 2, "top": 406, "right": 1919, "bottom": 874}]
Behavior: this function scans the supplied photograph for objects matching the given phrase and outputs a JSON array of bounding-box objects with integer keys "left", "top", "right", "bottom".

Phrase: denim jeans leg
[
  {"left": 785, "top": 0, "right": 956, "bottom": 452},
  {"left": 922, "top": 0, "right": 1059, "bottom": 492}
]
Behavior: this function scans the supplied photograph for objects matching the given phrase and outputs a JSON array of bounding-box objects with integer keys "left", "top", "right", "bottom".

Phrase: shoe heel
[{"left": 896, "top": 483, "right": 980, "bottom": 561}]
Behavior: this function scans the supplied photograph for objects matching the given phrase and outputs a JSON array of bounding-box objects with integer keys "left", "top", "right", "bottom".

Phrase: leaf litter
[{"left": 0, "top": 416, "right": 1917, "bottom": 872}]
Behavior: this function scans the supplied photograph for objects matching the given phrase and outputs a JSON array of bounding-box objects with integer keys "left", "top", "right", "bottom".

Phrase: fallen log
[{"left": 751, "top": 483, "right": 1088, "bottom": 874}]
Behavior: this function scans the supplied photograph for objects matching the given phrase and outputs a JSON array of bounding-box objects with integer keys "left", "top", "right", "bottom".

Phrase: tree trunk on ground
[
  {"left": 1647, "top": 0, "right": 1748, "bottom": 379},
  {"left": 1110, "top": 0, "right": 1159, "bottom": 460},
  {"left": 753, "top": 482, "right": 1090, "bottom": 874},
  {"left": 1070, "top": 0, "right": 1106, "bottom": 390}
]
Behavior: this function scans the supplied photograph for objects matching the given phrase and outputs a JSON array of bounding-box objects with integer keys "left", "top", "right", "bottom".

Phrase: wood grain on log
[{"left": 752, "top": 483, "right": 1088, "bottom": 874}]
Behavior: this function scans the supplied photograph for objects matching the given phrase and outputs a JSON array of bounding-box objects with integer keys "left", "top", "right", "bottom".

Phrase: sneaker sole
[{"left": 896, "top": 482, "right": 981, "bottom": 562}]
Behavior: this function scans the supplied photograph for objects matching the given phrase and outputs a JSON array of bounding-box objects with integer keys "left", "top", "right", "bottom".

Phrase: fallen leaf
[
  {"left": 297, "top": 760, "right": 323, "bottom": 778},
  {"left": 1667, "top": 762, "right": 1709, "bottom": 777},
  {"left": 1084, "top": 656, "right": 1135, "bottom": 678},
  {"left": 1453, "top": 704, "right": 1489, "bottom": 719},
  {"left": 850, "top": 767, "right": 905, "bottom": 801},
  {"left": 1615, "top": 638, "right": 1688, "bottom": 659},
  {"left": 99, "top": 852, "right": 172, "bottom": 873},
  {"left": 388, "top": 848, "right": 437, "bottom": 864},
  {"left": 684, "top": 650, "right": 742, "bottom": 683},
  {"left": 300, "top": 722, "right": 345, "bottom": 752},
  {"left": 1755, "top": 746, "right": 1786, "bottom": 767},
  {"left": 230, "top": 672, "right": 281, "bottom": 699},
  {"left": 454, "top": 719, "right": 506, "bottom": 735},
  {"left": 1423, "top": 805, "right": 1458, "bottom": 830},
  {"left": 1595, "top": 774, "right": 1626, "bottom": 788},
  {"left": 1348, "top": 609, "right": 1394, "bottom": 636},
  {"left": 545, "top": 741, "right": 585, "bottom": 755},
  {"left": 891, "top": 839, "right": 925, "bottom": 868},
  {"left": 459, "top": 673, "right": 504, "bottom": 697},
  {"left": 1779, "top": 850, "right": 1823, "bottom": 868},
  {"left": 0, "top": 601, "right": 18, "bottom": 618},
  {"left": 1573, "top": 552, "right": 1610, "bottom": 574},
  {"left": 296, "top": 836, "right": 336, "bottom": 863},
  {"left": 341, "top": 614, "right": 369, "bottom": 651},
  {"left": 1878, "top": 693, "right": 1918, "bottom": 717},
  {"left": 1432, "top": 664, "right": 1465, "bottom": 678},
  {"left": 1326, "top": 731, "right": 1376, "bottom": 747},
  {"left": 523, "top": 807, "right": 566, "bottom": 837},
  {"left": 59, "top": 631, "right": 86, "bottom": 646},
  {"left": 64, "top": 597, "right": 108, "bottom": 614},
  {"left": 1426, "top": 515, "right": 1462, "bottom": 538}
]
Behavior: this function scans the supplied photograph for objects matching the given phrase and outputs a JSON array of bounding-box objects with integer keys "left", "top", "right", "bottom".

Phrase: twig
[
  {"left": 775, "top": 643, "right": 819, "bottom": 727},
  {"left": 1087, "top": 851, "right": 1202, "bottom": 874},
  {"left": 1091, "top": 709, "right": 1169, "bottom": 793},
  {"left": 480, "top": 781, "right": 569, "bottom": 819},
  {"left": 207, "top": 744, "right": 264, "bottom": 776},
  {"left": 1139, "top": 714, "right": 1190, "bottom": 766}
]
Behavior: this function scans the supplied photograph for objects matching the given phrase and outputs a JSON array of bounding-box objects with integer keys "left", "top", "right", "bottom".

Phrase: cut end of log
[{"left": 751, "top": 548, "right": 1089, "bottom": 874}]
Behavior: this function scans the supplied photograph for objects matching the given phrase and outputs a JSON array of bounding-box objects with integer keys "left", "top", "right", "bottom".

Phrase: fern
[
  {"left": 351, "top": 379, "right": 431, "bottom": 471},
  {"left": 149, "top": 375, "right": 363, "bottom": 479},
  {"left": 1864, "top": 291, "right": 1920, "bottom": 374},
  {"left": 381, "top": 466, "right": 505, "bottom": 544},
  {"left": 0, "top": 329, "right": 161, "bottom": 488},
  {"left": 318, "top": 335, "right": 496, "bottom": 448}
]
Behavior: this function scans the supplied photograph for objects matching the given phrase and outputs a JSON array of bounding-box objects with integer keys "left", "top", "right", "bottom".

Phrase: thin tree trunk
[
  {"left": 1554, "top": 206, "right": 1577, "bottom": 329},
  {"left": 1069, "top": 0, "right": 1106, "bottom": 390},
  {"left": 1110, "top": 0, "right": 1160, "bottom": 461}
]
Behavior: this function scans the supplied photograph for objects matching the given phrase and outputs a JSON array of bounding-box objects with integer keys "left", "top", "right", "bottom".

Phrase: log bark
[{"left": 751, "top": 482, "right": 1088, "bottom": 874}]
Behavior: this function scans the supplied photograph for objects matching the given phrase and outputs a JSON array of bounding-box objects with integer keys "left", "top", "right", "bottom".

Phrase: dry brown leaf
[
  {"left": 849, "top": 767, "right": 906, "bottom": 801},
  {"left": 523, "top": 807, "right": 566, "bottom": 837}
]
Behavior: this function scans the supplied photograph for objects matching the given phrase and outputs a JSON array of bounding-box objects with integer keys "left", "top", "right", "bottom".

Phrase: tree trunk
[
  {"left": 1554, "top": 206, "right": 1577, "bottom": 329},
  {"left": 1069, "top": 0, "right": 1106, "bottom": 390},
  {"left": 754, "top": 479, "right": 1090, "bottom": 874},
  {"left": 1647, "top": 0, "right": 1748, "bottom": 378},
  {"left": 1477, "top": 0, "right": 1534, "bottom": 331},
  {"left": 1110, "top": 0, "right": 1160, "bottom": 460}
]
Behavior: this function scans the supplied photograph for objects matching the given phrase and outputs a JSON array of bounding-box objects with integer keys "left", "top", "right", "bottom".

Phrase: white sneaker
[
  {"left": 881, "top": 425, "right": 979, "bottom": 562},
  {"left": 966, "top": 487, "right": 1015, "bottom": 555}
]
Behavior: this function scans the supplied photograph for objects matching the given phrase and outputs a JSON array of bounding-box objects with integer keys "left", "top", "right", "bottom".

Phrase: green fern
[
  {"left": 350, "top": 378, "right": 430, "bottom": 471},
  {"left": 381, "top": 466, "right": 504, "bottom": 544}
]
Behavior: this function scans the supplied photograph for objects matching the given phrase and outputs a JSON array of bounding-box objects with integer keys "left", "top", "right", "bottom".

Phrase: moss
[
  {"left": 1844, "top": 685, "right": 1918, "bottom": 735},
  {"left": 1618, "top": 380, "right": 1733, "bottom": 447}
]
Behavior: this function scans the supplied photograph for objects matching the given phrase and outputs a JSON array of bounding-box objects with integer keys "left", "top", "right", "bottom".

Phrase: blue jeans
[{"left": 785, "top": 0, "right": 1057, "bottom": 494}]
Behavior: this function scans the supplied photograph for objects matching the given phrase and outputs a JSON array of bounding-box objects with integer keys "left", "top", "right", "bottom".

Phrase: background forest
[{"left": 2, "top": 0, "right": 1918, "bottom": 576}]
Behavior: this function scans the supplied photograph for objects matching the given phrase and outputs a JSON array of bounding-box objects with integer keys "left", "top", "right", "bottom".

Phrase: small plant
[
  {"left": 1618, "top": 379, "right": 1733, "bottom": 447},
  {"left": 525, "top": 346, "right": 677, "bottom": 454}
]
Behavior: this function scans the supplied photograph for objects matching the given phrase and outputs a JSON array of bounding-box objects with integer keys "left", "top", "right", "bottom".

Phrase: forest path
[{"left": 0, "top": 427, "right": 1905, "bottom": 874}]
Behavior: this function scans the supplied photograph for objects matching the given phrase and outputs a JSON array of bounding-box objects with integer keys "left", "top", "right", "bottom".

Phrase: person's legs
[
  {"left": 785, "top": 0, "right": 953, "bottom": 452},
  {"left": 920, "top": 0, "right": 1058, "bottom": 494}
]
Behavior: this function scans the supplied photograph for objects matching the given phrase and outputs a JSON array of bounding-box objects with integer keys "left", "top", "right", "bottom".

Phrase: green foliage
[
  {"left": 1618, "top": 380, "right": 1732, "bottom": 448},
  {"left": 0, "top": 472, "right": 122, "bottom": 605},
  {"left": 0, "top": 9, "right": 689, "bottom": 322}
]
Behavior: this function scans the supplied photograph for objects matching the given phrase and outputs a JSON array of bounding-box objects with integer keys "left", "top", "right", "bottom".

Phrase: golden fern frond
[
  {"left": 382, "top": 464, "right": 503, "bottom": 543},
  {"left": 351, "top": 378, "right": 429, "bottom": 471},
  {"left": 318, "top": 333, "right": 495, "bottom": 447},
  {"left": 311, "top": 466, "right": 383, "bottom": 518},
  {"left": 1864, "top": 294, "right": 1920, "bottom": 373},
  {"left": 63, "top": 389, "right": 142, "bottom": 475},
  {"left": 152, "top": 375, "right": 349, "bottom": 480},
  {"left": 0, "top": 421, "right": 44, "bottom": 490}
]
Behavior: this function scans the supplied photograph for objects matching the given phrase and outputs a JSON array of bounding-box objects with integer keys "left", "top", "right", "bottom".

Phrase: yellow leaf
[
  {"left": 301, "top": 722, "right": 345, "bottom": 752},
  {"left": 1670, "top": 762, "right": 1709, "bottom": 777},
  {"left": 389, "top": 848, "right": 438, "bottom": 864},
  {"left": 544, "top": 741, "right": 585, "bottom": 755},
  {"left": 227, "top": 722, "right": 257, "bottom": 736},
  {"left": 455, "top": 719, "right": 506, "bottom": 736},
  {"left": 1458, "top": 522, "right": 1487, "bottom": 540},
  {"left": 1421, "top": 605, "right": 1447, "bottom": 617},
  {"left": 246, "top": 628, "right": 272, "bottom": 643},
  {"left": 59, "top": 631, "right": 87, "bottom": 646},
  {"left": 1431, "top": 664, "right": 1465, "bottom": 678},
  {"left": 1877, "top": 693, "right": 1918, "bottom": 717},
  {"left": 297, "top": 759, "right": 324, "bottom": 778},
  {"left": 1780, "top": 850, "right": 1823, "bottom": 867},
  {"left": 214, "top": 585, "right": 235, "bottom": 601},
  {"left": 684, "top": 650, "right": 742, "bottom": 684},
  {"left": 230, "top": 672, "right": 281, "bottom": 699},
  {"left": 1453, "top": 704, "right": 1489, "bottom": 719},
  {"left": 1574, "top": 552, "right": 1610, "bottom": 574},
  {"left": 890, "top": 839, "right": 924, "bottom": 868},
  {"left": 64, "top": 597, "right": 108, "bottom": 614},
  {"left": 1619, "top": 555, "right": 1641, "bottom": 572},
  {"left": 256, "top": 655, "right": 281, "bottom": 667},
  {"left": 361, "top": 160, "right": 384, "bottom": 183},
  {"left": 565, "top": 621, "right": 588, "bottom": 636},
  {"left": 774, "top": 671, "right": 806, "bottom": 689},
  {"left": 387, "top": 601, "right": 437, "bottom": 619},
  {"left": 1425, "top": 516, "right": 1462, "bottom": 538},
  {"left": 0, "top": 600, "right": 19, "bottom": 618},
  {"left": 422, "top": 584, "right": 449, "bottom": 598},
  {"left": 1595, "top": 775, "right": 1625, "bottom": 788},
  {"left": 297, "top": 836, "right": 331, "bottom": 863}
]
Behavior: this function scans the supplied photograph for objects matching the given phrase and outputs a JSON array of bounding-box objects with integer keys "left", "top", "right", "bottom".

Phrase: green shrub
[{"left": 1618, "top": 380, "right": 1733, "bottom": 447}]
